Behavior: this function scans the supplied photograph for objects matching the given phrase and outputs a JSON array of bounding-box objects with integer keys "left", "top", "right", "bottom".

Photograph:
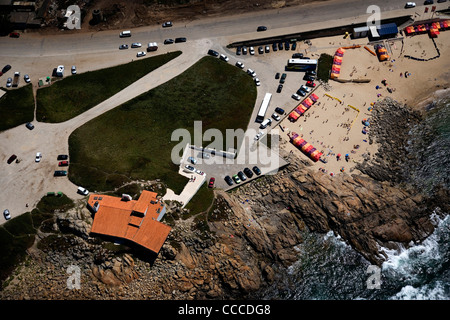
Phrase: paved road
[{"left": 1, "top": 0, "right": 446, "bottom": 223}]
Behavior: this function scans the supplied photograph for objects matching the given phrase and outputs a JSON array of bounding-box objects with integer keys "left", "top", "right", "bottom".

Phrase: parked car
[
  {"left": 306, "top": 80, "right": 316, "bottom": 87},
  {"left": 254, "top": 78, "right": 261, "bottom": 86},
  {"left": 297, "top": 88, "right": 307, "bottom": 96},
  {"left": 233, "top": 174, "right": 241, "bottom": 184},
  {"left": 200, "top": 152, "right": 210, "bottom": 159},
  {"left": 306, "top": 70, "right": 317, "bottom": 76},
  {"left": 219, "top": 54, "right": 229, "bottom": 62},
  {"left": 224, "top": 175, "right": 233, "bottom": 186},
  {"left": 7, "top": 154, "right": 17, "bottom": 164},
  {"left": 242, "top": 46, "right": 248, "bottom": 55},
  {"left": 247, "top": 69, "right": 256, "bottom": 77},
  {"left": 278, "top": 42, "right": 283, "bottom": 50},
  {"left": 292, "top": 53, "right": 303, "bottom": 58},
  {"left": 254, "top": 131, "right": 264, "bottom": 140},
  {"left": 77, "top": 186, "right": 89, "bottom": 196},
  {"left": 277, "top": 84, "right": 283, "bottom": 93},
  {"left": 424, "top": 0, "right": 433, "bottom": 4},
  {"left": 405, "top": 2, "right": 416, "bottom": 8},
  {"left": 258, "top": 46, "right": 264, "bottom": 54},
  {"left": 195, "top": 169, "right": 205, "bottom": 176},
  {"left": 175, "top": 37, "right": 187, "bottom": 43},
  {"left": 208, "top": 49, "right": 219, "bottom": 57},
  {"left": 291, "top": 42, "right": 297, "bottom": 50},
  {"left": 54, "top": 170, "right": 67, "bottom": 177},
  {"left": 292, "top": 93, "right": 301, "bottom": 101},
  {"left": 35, "top": 152, "right": 42, "bottom": 163},
  {"left": 24, "top": 74, "right": 30, "bottom": 83},
  {"left": 9, "top": 32, "right": 20, "bottom": 38},
  {"left": 237, "top": 171, "right": 247, "bottom": 181},
  {"left": 162, "top": 21, "right": 173, "bottom": 27},
  {"left": 275, "top": 72, "right": 280, "bottom": 79},
  {"left": 188, "top": 156, "right": 197, "bottom": 164},
  {"left": 58, "top": 161, "right": 69, "bottom": 166},
  {"left": 257, "top": 26, "right": 267, "bottom": 32},
  {"left": 236, "top": 46, "right": 241, "bottom": 55},
  {"left": 249, "top": 47, "right": 255, "bottom": 55},
  {"left": 119, "top": 44, "right": 128, "bottom": 50},
  {"left": 3, "top": 209, "right": 11, "bottom": 220},
  {"left": 1, "top": 64, "right": 11, "bottom": 75},
  {"left": 265, "top": 46, "right": 270, "bottom": 53},
  {"left": 71, "top": 65, "right": 77, "bottom": 74},
  {"left": 208, "top": 177, "right": 215, "bottom": 188},
  {"left": 300, "top": 85, "right": 311, "bottom": 93},
  {"left": 131, "top": 42, "right": 142, "bottom": 48},
  {"left": 185, "top": 165, "right": 195, "bottom": 172},
  {"left": 252, "top": 166, "right": 262, "bottom": 176},
  {"left": 285, "top": 42, "right": 290, "bottom": 50},
  {"left": 57, "top": 154, "right": 68, "bottom": 160},
  {"left": 272, "top": 113, "right": 281, "bottom": 121},
  {"left": 136, "top": 51, "right": 146, "bottom": 57},
  {"left": 6, "top": 77, "right": 12, "bottom": 87},
  {"left": 243, "top": 167, "right": 254, "bottom": 178},
  {"left": 275, "top": 107, "right": 285, "bottom": 114},
  {"left": 272, "top": 43, "right": 278, "bottom": 52},
  {"left": 25, "top": 122, "right": 34, "bottom": 130},
  {"left": 303, "top": 74, "right": 315, "bottom": 81},
  {"left": 235, "top": 61, "right": 244, "bottom": 69}
]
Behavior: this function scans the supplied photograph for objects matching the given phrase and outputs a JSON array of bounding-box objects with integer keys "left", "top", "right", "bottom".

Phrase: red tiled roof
[{"left": 88, "top": 191, "right": 171, "bottom": 254}]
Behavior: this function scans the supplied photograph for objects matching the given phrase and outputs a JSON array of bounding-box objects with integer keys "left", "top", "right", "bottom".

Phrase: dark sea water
[{"left": 255, "top": 96, "right": 450, "bottom": 300}]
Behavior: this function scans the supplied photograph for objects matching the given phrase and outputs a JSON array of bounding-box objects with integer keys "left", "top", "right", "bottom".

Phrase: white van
[
  {"left": 147, "top": 42, "right": 158, "bottom": 51},
  {"left": 259, "top": 118, "right": 272, "bottom": 129},
  {"left": 119, "top": 30, "right": 131, "bottom": 37}
]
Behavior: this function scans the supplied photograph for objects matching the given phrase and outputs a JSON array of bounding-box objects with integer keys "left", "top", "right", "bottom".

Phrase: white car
[
  {"left": 35, "top": 152, "right": 42, "bottom": 162},
  {"left": 219, "top": 54, "right": 229, "bottom": 62},
  {"left": 6, "top": 77, "right": 12, "bottom": 88},
  {"left": 300, "top": 85, "right": 311, "bottom": 93},
  {"left": 254, "top": 131, "right": 264, "bottom": 140},
  {"left": 131, "top": 42, "right": 142, "bottom": 48},
  {"left": 247, "top": 69, "right": 256, "bottom": 77},
  {"left": 405, "top": 2, "right": 416, "bottom": 8},
  {"left": 71, "top": 65, "right": 77, "bottom": 74},
  {"left": 195, "top": 169, "right": 205, "bottom": 176},
  {"left": 3, "top": 209, "right": 11, "bottom": 220},
  {"left": 77, "top": 186, "right": 89, "bottom": 196},
  {"left": 162, "top": 21, "right": 173, "bottom": 28},
  {"left": 249, "top": 47, "right": 255, "bottom": 55},
  {"left": 292, "top": 93, "right": 301, "bottom": 101},
  {"left": 254, "top": 78, "right": 260, "bottom": 86},
  {"left": 24, "top": 74, "right": 30, "bottom": 83},
  {"left": 235, "top": 61, "right": 244, "bottom": 69},
  {"left": 136, "top": 51, "right": 146, "bottom": 57},
  {"left": 272, "top": 113, "right": 281, "bottom": 121}
]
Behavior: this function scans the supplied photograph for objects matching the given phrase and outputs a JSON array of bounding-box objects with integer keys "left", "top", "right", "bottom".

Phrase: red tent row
[
  {"left": 288, "top": 94, "right": 320, "bottom": 122},
  {"left": 290, "top": 132, "right": 322, "bottom": 162},
  {"left": 331, "top": 48, "right": 345, "bottom": 79},
  {"left": 404, "top": 20, "right": 450, "bottom": 37}
]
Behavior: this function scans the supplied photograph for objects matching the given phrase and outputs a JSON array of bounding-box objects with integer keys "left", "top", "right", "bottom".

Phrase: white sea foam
[{"left": 392, "top": 283, "right": 448, "bottom": 300}]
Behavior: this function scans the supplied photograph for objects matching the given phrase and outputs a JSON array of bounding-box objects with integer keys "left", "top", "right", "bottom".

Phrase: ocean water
[{"left": 254, "top": 96, "right": 450, "bottom": 300}]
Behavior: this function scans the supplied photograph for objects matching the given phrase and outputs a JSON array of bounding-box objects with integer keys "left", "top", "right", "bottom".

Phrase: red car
[
  {"left": 58, "top": 161, "right": 69, "bottom": 166},
  {"left": 306, "top": 80, "right": 316, "bottom": 87},
  {"left": 208, "top": 177, "right": 215, "bottom": 188},
  {"left": 9, "top": 32, "right": 20, "bottom": 38}
]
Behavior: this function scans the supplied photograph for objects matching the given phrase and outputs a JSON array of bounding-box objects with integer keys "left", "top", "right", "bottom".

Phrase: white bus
[
  {"left": 286, "top": 59, "right": 318, "bottom": 71},
  {"left": 256, "top": 93, "right": 272, "bottom": 123}
]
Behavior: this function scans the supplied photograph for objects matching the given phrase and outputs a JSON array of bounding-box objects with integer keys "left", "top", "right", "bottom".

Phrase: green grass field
[
  {"left": 35, "top": 51, "right": 181, "bottom": 123},
  {"left": 0, "top": 84, "right": 35, "bottom": 132},
  {"left": 68, "top": 56, "right": 257, "bottom": 194}
]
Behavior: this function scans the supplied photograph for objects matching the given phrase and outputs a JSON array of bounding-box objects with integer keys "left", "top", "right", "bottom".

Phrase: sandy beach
[{"left": 277, "top": 30, "right": 450, "bottom": 176}]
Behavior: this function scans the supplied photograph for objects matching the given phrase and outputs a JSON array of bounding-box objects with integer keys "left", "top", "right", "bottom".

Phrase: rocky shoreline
[{"left": 1, "top": 97, "right": 449, "bottom": 300}]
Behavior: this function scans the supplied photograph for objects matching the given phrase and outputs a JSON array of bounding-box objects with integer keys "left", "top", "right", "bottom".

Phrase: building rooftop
[{"left": 88, "top": 190, "right": 171, "bottom": 254}]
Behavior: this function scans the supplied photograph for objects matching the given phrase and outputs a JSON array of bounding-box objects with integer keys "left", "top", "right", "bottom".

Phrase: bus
[
  {"left": 256, "top": 93, "right": 272, "bottom": 123},
  {"left": 285, "top": 59, "right": 318, "bottom": 71}
]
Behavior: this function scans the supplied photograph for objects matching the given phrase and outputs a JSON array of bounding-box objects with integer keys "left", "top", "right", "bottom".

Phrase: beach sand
[{"left": 277, "top": 30, "right": 450, "bottom": 176}]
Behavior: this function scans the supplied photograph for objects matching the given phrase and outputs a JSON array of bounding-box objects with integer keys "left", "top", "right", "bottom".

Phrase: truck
[
  {"left": 147, "top": 42, "right": 158, "bottom": 52},
  {"left": 12, "top": 71, "right": 20, "bottom": 87}
]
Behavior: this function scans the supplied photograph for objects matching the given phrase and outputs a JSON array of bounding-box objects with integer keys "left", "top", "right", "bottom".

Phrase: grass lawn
[
  {"left": 68, "top": 56, "right": 257, "bottom": 194},
  {"left": 0, "top": 85, "right": 34, "bottom": 132},
  {"left": 35, "top": 51, "right": 182, "bottom": 123}
]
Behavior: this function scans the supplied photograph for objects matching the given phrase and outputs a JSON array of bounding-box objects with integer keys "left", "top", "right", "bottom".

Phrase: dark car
[
  {"left": 224, "top": 175, "right": 233, "bottom": 186},
  {"left": 208, "top": 49, "right": 219, "bottom": 57},
  {"left": 275, "top": 107, "right": 285, "bottom": 115},
  {"left": 7, "top": 154, "right": 17, "bottom": 164},
  {"left": 285, "top": 42, "right": 290, "bottom": 50},
  {"left": 9, "top": 32, "right": 20, "bottom": 38},
  {"left": 57, "top": 154, "right": 69, "bottom": 160},
  {"left": 164, "top": 39, "right": 174, "bottom": 44},
  {"left": 237, "top": 171, "right": 247, "bottom": 181},
  {"left": 1, "top": 64, "right": 11, "bottom": 76},
  {"left": 292, "top": 53, "right": 303, "bottom": 58},
  {"left": 252, "top": 166, "right": 261, "bottom": 176},
  {"left": 424, "top": 0, "right": 433, "bottom": 4},
  {"left": 257, "top": 26, "right": 267, "bottom": 32},
  {"left": 236, "top": 46, "right": 241, "bottom": 55},
  {"left": 54, "top": 170, "right": 67, "bottom": 177},
  {"left": 258, "top": 46, "right": 264, "bottom": 54},
  {"left": 297, "top": 88, "right": 307, "bottom": 96},
  {"left": 277, "top": 84, "right": 283, "bottom": 93},
  {"left": 25, "top": 122, "right": 34, "bottom": 130},
  {"left": 306, "top": 70, "right": 317, "bottom": 76},
  {"left": 291, "top": 42, "right": 297, "bottom": 50},
  {"left": 162, "top": 21, "right": 173, "bottom": 28},
  {"left": 243, "top": 167, "right": 254, "bottom": 179},
  {"left": 275, "top": 72, "right": 280, "bottom": 79},
  {"left": 303, "top": 74, "right": 315, "bottom": 81},
  {"left": 208, "top": 177, "right": 215, "bottom": 188},
  {"left": 175, "top": 37, "right": 187, "bottom": 43},
  {"left": 272, "top": 43, "right": 278, "bottom": 52},
  {"left": 278, "top": 42, "right": 283, "bottom": 50},
  {"left": 119, "top": 44, "right": 128, "bottom": 50}
]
